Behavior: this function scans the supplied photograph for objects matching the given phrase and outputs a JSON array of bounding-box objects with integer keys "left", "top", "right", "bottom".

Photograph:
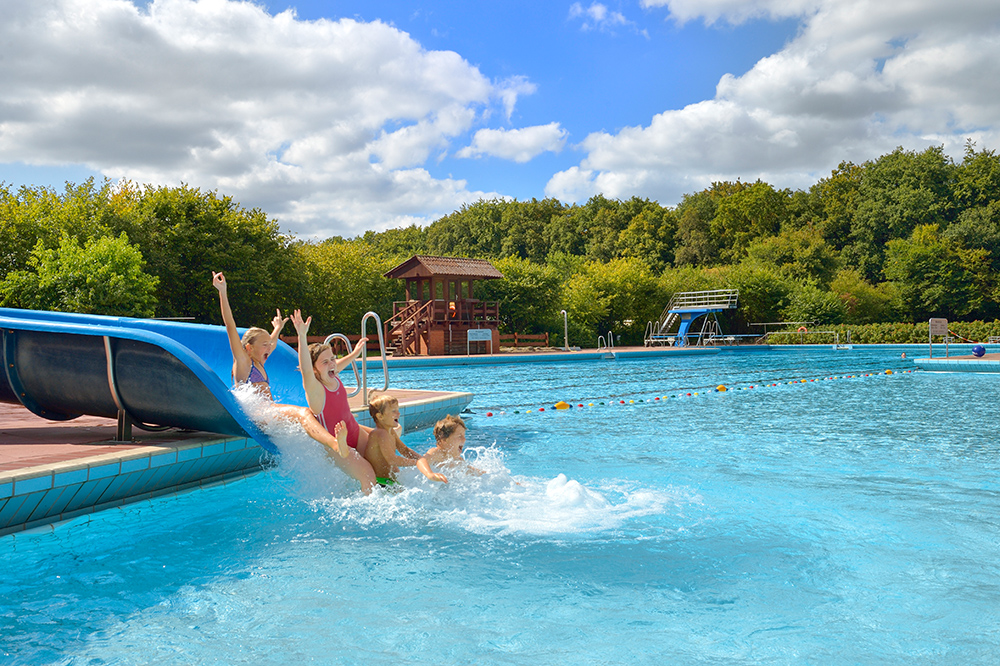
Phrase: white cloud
[
  {"left": 569, "top": 1, "right": 649, "bottom": 37},
  {"left": 0, "top": 0, "right": 529, "bottom": 237},
  {"left": 456, "top": 123, "right": 568, "bottom": 163},
  {"left": 640, "top": 0, "right": 823, "bottom": 25},
  {"left": 569, "top": 2, "right": 630, "bottom": 30},
  {"left": 548, "top": 0, "right": 1000, "bottom": 205}
]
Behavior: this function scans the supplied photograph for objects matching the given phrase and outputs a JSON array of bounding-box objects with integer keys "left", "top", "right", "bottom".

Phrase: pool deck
[
  {"left": 911, "top": 352, "right": 1000, "bottom": 372},
  {"left": 0, "top": 387, "right": 472, "bottom": 537}
]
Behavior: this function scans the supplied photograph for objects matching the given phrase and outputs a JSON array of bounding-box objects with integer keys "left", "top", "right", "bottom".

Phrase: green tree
[
  {"left": 560, "top": 258, "right": 666, "bottom": 345},
  {"left": 673, "top": 181, "right": 747, "bottom": 266},
  {"left": 118, "top": 185, "right": 304, "bottom": 327},
  {"left": 425, "top": 199, "right": 507, "bottom": 258},
  {"left": 1, "top": 233, "right": 158, "bottom": 317},
  {"left": 475, "top": 256, "right": 562, "bottom": 333},
  {"left": 782, "top": 283, "right": 847, "bottom": 325},
  {"left": 829, "top": 269, "right": 900, "bottom": 324},
  {"left": 744, "top": 226, "right": 839, "bottom": 286},
  {"left": 360, "top": 224, "right": 428, "bottom": 261},
  {"left": 883, "top": 224, "right": 983, "bottom": 321},
  {"left": 811, "top": 161, "right": 863, "bottom": 251},
  {"left": 710, "top": 180, "right": 788, "bottom": 262},
  {"left": 846, "top": 146, "right": 957, "bottom": 281},
  {"left": 954, "top": 140, "right": 1000, "bottom": 210},
  {"left": 297, "top": 240, "right": 403, "bottom": 336},
  {"left": 616, "top": 204, "right": 677, "bottom": 271}
]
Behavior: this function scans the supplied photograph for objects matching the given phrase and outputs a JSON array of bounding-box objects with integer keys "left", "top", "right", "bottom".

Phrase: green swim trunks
[{"left": 375, "top": 476, "right": 400, "bottom": 488}]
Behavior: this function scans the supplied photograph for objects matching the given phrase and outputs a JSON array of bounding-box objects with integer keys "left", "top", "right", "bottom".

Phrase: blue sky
[{"left": 2, "top": 1, "right": 999, "bottom": 238}]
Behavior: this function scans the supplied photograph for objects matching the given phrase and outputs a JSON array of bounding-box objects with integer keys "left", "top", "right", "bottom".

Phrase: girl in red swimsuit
[
  {"left": 212, "top": 273, "right": 355, "bottom": 474},
  {"left": 291, "top": 309, "right": 378, "bottom": 493}
]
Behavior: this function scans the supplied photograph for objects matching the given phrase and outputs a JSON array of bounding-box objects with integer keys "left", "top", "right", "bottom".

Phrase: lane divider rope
[{"left": 479, "top": 369, "right": 916, "bottom": 417}]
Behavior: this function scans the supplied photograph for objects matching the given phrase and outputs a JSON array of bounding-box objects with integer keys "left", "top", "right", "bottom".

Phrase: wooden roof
[{"left": 384, "top": 255, "right": 504, "bottom": 280}]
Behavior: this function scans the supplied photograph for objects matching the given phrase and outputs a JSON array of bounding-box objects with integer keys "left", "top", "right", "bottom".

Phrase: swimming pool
[{"left": 4, "top": 348, "right": 999, "bottom": 664}]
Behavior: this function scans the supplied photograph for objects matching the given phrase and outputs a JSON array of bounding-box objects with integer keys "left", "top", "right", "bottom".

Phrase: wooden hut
[{"left": 383, "top": 255, "right": 503, "bottom": 356}]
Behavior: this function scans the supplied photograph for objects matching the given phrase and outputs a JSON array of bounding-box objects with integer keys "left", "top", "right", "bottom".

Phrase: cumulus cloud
[
  {"left": 0, "top": 0, "right": 530, "bottom": 237},
  {"left": 456, "top": 123, "right": 568, "bottom": 163},
  {"left": 548, "top": 0, "right": 1000, "bottom": 204}
]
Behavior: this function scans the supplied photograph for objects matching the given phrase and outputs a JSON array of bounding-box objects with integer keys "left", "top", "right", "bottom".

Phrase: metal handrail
[
  {"left": 361, "top": 311, "right": 389, "bottom": 406},
  {"left": 667, "top": 289, "right": 740, "bottom": 311},
  {"left": 322, "top": 333, "right": 363, "bottom": 398}
]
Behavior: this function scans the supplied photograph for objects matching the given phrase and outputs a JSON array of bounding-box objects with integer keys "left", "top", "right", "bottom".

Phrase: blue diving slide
[{"left": 0, "top": 307, "right": 317, "bottom": 453}]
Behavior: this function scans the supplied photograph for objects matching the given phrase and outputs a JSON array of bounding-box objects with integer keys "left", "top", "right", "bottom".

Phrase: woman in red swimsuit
[{"left": 291, "top": 309, "right": 378, "bottom": 493}]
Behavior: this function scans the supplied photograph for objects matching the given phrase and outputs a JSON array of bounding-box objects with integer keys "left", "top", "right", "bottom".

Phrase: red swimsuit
[{"left": 315, "top": 379, "right": 360, "bottom": 449}]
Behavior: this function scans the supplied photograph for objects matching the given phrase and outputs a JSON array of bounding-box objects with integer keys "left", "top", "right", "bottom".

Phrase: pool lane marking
[{"left": 479, "top": 369, "right": 916, "bottom": 417}]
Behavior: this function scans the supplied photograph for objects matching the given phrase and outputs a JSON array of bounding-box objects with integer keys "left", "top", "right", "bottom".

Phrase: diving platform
[{"left": 645, "top": 290, "right": 739, "bottom": 347}]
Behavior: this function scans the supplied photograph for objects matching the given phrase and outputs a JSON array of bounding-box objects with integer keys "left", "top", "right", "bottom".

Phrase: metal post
[{"left": 561, "top": 310, "right": 569, "bottom": 350}]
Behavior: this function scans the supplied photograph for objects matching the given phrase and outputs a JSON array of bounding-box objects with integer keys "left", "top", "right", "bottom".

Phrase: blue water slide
[{"left": 0, "top": 307, "right": 314, "bottom": 453}]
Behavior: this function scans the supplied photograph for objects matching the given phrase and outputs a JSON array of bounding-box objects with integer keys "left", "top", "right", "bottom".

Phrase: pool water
[{"left": 4, "top": 348, "right": 1000, "bottom": 664}]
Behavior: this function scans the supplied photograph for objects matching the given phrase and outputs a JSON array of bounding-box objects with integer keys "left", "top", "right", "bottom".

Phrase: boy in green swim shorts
[{"left": 363, "top": 394, "right": 422, "bottom": 487}]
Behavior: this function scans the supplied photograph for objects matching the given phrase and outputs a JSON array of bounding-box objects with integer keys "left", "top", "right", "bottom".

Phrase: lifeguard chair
[{"left": 383, "top": 255, "right": 503, "bottom": 355}]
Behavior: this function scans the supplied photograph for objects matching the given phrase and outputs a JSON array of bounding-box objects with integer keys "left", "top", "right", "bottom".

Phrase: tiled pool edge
[
  {"left": 1, "top": 390, "right": 474, "bottom": 537},
  {"left": 0, "top": 435, "right": 268, "bottom": 538}
]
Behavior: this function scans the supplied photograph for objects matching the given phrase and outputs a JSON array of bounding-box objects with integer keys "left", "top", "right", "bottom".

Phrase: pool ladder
[
  {"left": 324, "top": 311, "right": 390, "bottom": 408},
  {"left": 597, "top": 330, "right": 616, "bottom": 359}
]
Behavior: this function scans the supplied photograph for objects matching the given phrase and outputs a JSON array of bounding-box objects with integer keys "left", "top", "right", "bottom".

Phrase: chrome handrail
[
  {"left": 361, "top": 311, "right": 389, "bottom": 406},
  {"left": 322, "top": 333, "right": 363, "bottom": 398}
]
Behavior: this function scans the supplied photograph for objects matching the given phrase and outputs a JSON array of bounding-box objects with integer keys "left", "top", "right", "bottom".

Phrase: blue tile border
[
  {"left": 0, "top": 434, "right": 263, "bottom": 537},
  {"left": 1, "top": 389, "right": 472, "bottom": 537}
]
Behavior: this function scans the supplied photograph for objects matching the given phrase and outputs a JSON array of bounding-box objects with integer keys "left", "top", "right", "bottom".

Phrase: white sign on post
[
  {"left": 929, "top": 318, "right": 948, "bottom": 358},
  {"left": 467, "top": 328, "right": 493, "bottom": 355}
]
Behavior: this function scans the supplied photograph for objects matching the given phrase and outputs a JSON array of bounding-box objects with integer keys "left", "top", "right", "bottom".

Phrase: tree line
[{"left": 2, "top": 141, "right": 1000, "bottom": 346}]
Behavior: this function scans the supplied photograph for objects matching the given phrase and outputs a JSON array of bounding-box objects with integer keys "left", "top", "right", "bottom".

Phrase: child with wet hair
[
  {"left": 291, "top": 309, "right": 379, "bottom": 493},
  {"left": 363, "top": 394, "right": 422, "bottom": 488},
  {"left": 417, "top": 414, "right": 483, "bottom": 484}
]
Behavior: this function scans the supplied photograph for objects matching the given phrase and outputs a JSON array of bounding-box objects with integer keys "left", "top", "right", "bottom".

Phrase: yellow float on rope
[
  {"left": 554, "top": 401, "right": 571, "bottom": 410},
  {"left": 717, "top": 385, "right": 727, "bottom": 392}
]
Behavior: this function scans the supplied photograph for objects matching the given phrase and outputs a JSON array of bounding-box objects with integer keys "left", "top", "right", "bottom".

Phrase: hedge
[{"left": 765, "top": 320, "right": 1000, "bottom": 345}]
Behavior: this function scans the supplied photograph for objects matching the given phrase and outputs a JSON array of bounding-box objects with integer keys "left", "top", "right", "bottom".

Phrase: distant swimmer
[
  {"left": 417, "top": 415, "right": 484, "bottom": 484},
  {"left": 901, "top": 352, "right": 906, "bottom": 359}
]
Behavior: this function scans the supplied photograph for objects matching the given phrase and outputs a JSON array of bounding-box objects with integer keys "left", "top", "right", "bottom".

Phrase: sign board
[
  {"left": 466, "top": 328, "right": 492, "bottom": 356},
  {"left": 929, "top": 318, "right": 948, "bottom": 358}
]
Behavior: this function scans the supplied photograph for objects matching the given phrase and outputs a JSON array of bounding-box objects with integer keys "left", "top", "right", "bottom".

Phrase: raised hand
[
  {"left": 272, "top": 308, "right": 289, "bottom": 333},
  {"left": 212, "top": 271, "right": 227, "bottom": 293},
  {"left": 291, "top": 309, "right": 312, "bottom": 335}
]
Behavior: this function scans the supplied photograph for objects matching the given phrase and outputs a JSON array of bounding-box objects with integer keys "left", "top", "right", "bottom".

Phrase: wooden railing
[
  {"left": 499, "top": 332, "right": 549, "bottom": 348},
  {"left": 391, "top": 299, "right": 499, "bottom": 324},
  {"left": 384, "top": 299, "right": 435, "bottom": 356}
]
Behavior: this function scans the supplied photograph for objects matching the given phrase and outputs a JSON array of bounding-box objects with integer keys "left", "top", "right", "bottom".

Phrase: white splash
[{"left": 229, "top": 389, "right": 692, "bottom": 537}]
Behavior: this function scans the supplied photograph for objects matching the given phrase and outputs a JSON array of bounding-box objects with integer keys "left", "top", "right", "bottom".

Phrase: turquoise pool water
[{"left": 3, "top": 348, "right": 1000, "bottom": 664}]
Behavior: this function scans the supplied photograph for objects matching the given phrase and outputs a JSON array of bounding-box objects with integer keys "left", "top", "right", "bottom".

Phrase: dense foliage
[{"left": 3, "top": 141, "right": 1000, "bottom": 344}]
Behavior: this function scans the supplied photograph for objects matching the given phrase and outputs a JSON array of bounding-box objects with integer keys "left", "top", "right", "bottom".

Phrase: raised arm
[
  {"left": 291, "top": 310, "right": 325, "bottom": 414},
  {"left": 213, "top": 272, "right": 250, "bottom": 381},
  {"left": 334, "top": 336, "right": 369, "bottom": 374},
  {"left": 267, "top": 309, "right": 289, "bottom": 357}
]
